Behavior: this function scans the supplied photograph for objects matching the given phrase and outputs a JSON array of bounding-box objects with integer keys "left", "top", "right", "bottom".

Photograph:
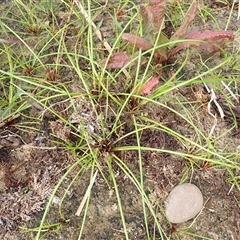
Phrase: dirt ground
[{"left": 1, "top": 0, "right": 240, "bottom": 239}]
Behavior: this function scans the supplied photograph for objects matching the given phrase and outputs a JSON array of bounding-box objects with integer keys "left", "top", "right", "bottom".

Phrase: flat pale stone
[{"left": 165, "top": 183, "right": 203, "bottom": 223}]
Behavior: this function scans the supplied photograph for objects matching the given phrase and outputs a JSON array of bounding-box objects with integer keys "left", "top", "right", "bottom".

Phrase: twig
[
  {"left": 74, "top": 0, "right": 111, "bottom": 51},
  {"left": 203, "top": 84, "right": 225, "bottom": 138},
  {"left": 0, "top": 114, "right": 21, "bottom": 128},
  {"left": 207, "top": 89, "right": 218, "bottom": 138},
  {"left": 221, "top": 81, "right": 239, "bottom": 103},
  {"left": 209, "top": 88, "right": 225, "bottom": 119},
  {"left": 238, "top": 0, "right": 240, "bottom": 20},
  {"left": 73, "top": 0, "right": 130, "bottom": 78},
  {"left": 75, "top": 169, "right": 98, "bottom": 216},
  {"left": 20, "top": 145, "right": 63, "bottom": 150},
  {"left": 204, "top": 83, "right": 225, "bottom": 118}
]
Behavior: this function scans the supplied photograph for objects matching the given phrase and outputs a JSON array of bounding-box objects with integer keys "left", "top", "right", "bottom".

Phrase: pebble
[{"left": 165, "top": 183, "right": 204, "bottom": 223}]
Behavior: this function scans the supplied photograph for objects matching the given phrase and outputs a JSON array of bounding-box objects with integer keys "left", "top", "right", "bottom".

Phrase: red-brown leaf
[
  {"left": 140, "top": 76, "right": 159, "bottom": 95},
  {"left": 185, "top": 29, "right": 234, "bottom": 42},
  {"left": 140, "top": 0, "right": 166, "bottom": 34},
  {"left": 100, "top": 52, "right": 131, "bottom": 69},
  {"left": 168, "top": 29, "right": 234, "bottom": 57},
  {"left": 0, "top": 38, "right": 22, "bottom": 44},
  {"left": 122, "top": 33, "right": 152, "bottom": 50},
  {"left": 172, "top": 0, "right": 198, "bottom": 40}
]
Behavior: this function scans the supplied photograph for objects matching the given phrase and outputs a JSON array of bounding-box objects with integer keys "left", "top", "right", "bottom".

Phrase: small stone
[{"left": 165, "top": 183, "right": 203, "bottom": 223}]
